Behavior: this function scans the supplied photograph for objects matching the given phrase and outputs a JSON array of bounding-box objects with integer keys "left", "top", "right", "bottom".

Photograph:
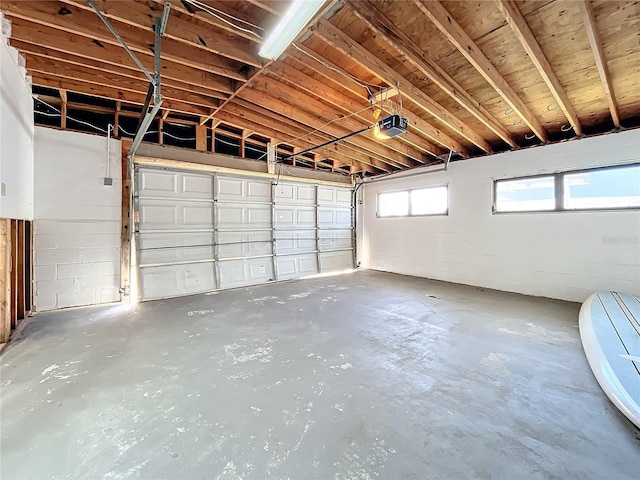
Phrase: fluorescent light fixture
[{"left": 258, "top": 0, "right": 326, "bottom": 60}]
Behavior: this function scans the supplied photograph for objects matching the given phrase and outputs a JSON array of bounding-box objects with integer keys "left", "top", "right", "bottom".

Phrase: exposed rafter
[
  {"left": 1, "top": 1, "right": 248, "bottom": 81},
  {"left": 577, "top": 0, "right": 621, "bottom": 129},
  {"left": 239, "top": 86, "right": 416, "bottom": 170},
  {"left": 494, "top": 0, "right": 582, "bottom": 136},
  {"left": 9, "top": 19, "right": 234, "bottom": 95},
  {"left": 26, "top": 55, "right": 221, "bottom": 109},
  {"left": 16, "top": 43, "right": 227, "bottom": 102},
  {"left": 31, "top": 73, "right": 210, "bottom": 115},
  {"left": 61, "top": 0, "right": 262, "bottom": 67},
  {"left": 344, "top": 0, "right": 516, "bottom": 148},
  {"left": 413, "top": 0, "right": 548, "bottom": 143},
  {"left": 312, "top": 19, "right": 479, "bottom": 156},
  {"left": 4, "top": 0, "right": 636, "bottom": 177},
  {"left": 267, "top": 62, "right": 441, "bottom": 159}
]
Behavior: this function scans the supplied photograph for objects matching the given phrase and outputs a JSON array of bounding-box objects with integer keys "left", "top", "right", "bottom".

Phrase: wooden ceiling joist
[
  {"left": 412, "top": 0, "right": 548, "bottom": 143},
  {"left": 8, "top": 20, "right": 235, "bottom": 95},
  {"left": 260, "top": 71, "right": 434, "bottom": 162},
  {"left": 288, "top": 45, "right": 453, "bottom": 159},
  {"left": 225, "top": 99, "right": 394, "bottom": 173},
  {"left": 16, "top": 43, "right": 229, "bottom": 103},
  {"left": 239, "top": 88, "right": 412, "bottom": 171},
  {"left": 577, "top": 0, "right": 621, "bottom": 129},
  {"left": 312, "top": 19, "right": 479, "bottom": 156},
  {"left": 244, "top": 79, "right": 421, "bottom": 169},
  {"left": 213, "top": 109, "right": 378, "bottom": 174},
  {"left": 26, "top": 56, "right": 220, "bottom": 110},
  {"left": 151, "top": 0, "right": 264, "bottom": 44},
  {"left": 1, "top": 1, "right": 248, "bottom": 81},
  {"left": 344, "top": 0, "right": 517, "bottom": 148},
  {"left": 245, "top": 0, "right": 284, "bottom": 17},
  {"left": 267, "top": 62, "right": 442, "bottom": 159},
  {"left": 31, "top": 73, "right": 210, "bottom": 116},
  {"left": 6, "top": 0, "right": 637, "bottom": 177},
  {"left": 495, "top": 0, "right": 583, "bottom": 136},
  {"left": 59, "top": 0, "right": 262, "bottom": 68}
]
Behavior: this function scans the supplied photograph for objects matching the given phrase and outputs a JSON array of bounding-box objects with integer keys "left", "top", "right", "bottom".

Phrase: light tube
[{"left": 258, "top": 0, "right": 326, "bottom": 60}]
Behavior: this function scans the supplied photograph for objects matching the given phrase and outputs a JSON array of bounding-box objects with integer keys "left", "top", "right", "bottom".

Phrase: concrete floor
[{"left": 1, "top": 271, "right": 639, "bottom": 479}]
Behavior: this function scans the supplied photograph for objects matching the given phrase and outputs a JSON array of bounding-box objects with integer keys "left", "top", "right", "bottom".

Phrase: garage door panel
[
  {"left": 139, "top": 169, "right": 176, "bottom": 196},
  {"left": 139, "top": 170, "right": 213, "bottom": 199},
  {"left": 318, "top": 186, "right": 352, "bottom": 206},
  {"left": 247, "top": 180, "right": 271, "bottom": 200},
  {"left": 216, "top": 176, "right": 271, "bottom": 203},
  {"left": 274, "top": 183, "right": 316, "bottom": 205},
  {"left": 319, "top": 229, "right": 352, "bottom": 251},
  {"left": 139, "top": 245, "right": 215, "bottom": 266},
  {"left": 275, "top": 230, "right": 316, "bottom": 254},
  {"left": 138, "top": 200, "right": 213, "bottom": 231},
  {"left": 137, "top": 232, "right": 214, "bottom": 250},
  {"left": 318, "top": 208, "right": 352, "bottom": 228},
  {"left": 217, "top": 231, "right": 272, "bottom": 259},
  {"left": 276, "top": 254, "right": 318, "bottom": 280},
  {"left": 217, "top": 204, "right": 271, "bottom": 230},
  {"left": 182, "top": 174, "right": 214, "bottom": 197},
  {"left": 184, "top": 204, "right": 215, "bottom": 226},
  {"left": 275, "top": 206, "right": 315, "bottom": 228},
  {"left": 139, "top": 262, "right": 215, "bottom": 300},
  {"left": 319, "top": 251, "right": 353, "bottom": 272},
  {"left": 218, "top": 257, "right": 273, "bottom": 289}
]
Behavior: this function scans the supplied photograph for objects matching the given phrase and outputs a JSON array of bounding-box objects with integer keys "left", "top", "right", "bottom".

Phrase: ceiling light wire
[
  {"left": 184, "top": 0, "right": 262, "bottom": 39},
  {"left": 292, "top": 43, "right": 381, "bottom": 97}
]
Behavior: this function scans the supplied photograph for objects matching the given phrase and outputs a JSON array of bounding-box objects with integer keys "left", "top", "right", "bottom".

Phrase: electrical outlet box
[{"left": 103, "top": 177, "right": 113, "bottom": 186}]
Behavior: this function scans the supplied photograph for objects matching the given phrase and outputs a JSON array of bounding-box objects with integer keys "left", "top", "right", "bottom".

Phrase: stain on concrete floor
[{"left": 1, "top": 270, "right": 639, "bottom": 479}]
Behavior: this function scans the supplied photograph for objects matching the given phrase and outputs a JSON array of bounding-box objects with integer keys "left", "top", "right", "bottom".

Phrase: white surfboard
[{"left": 579, "top": 291, "right": 640, "bottom": 429}]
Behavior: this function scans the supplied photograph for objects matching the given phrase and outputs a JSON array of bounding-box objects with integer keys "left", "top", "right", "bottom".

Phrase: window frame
[
  {"left": 492, "top": 163, "right": 640, "bottom": 214},
  {"left": 377, "top": 184, "right": 449, "bottom": 218}
]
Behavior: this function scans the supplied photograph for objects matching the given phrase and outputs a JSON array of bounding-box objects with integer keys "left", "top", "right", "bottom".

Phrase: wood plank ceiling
[{"left": 2, "top": 0, "right": 639, "bottom": 176}]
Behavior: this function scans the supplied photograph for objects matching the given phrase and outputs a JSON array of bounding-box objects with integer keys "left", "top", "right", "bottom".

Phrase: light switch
[{"left": 1, "top": 182, "right": 6, "bottom": 197}]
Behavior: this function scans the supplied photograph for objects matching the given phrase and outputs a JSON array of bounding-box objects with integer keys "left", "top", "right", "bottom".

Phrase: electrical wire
[
  {"left": 185, "top": 0, "right": 264, "bottom": 31},
  {"left": 184, "top": 0, "right": 262, "bottom": 39},
  {"left": 287, "top": 105, "right": 373, "bottom": 146},
  {"left": 34, "top": 97, "right": 110, "bottom": 134},
  {"left": 292, "top": 44, "right": 381, "bottom": 97}
]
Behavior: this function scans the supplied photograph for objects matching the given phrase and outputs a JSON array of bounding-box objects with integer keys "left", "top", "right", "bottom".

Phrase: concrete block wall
[
  {"left": 0, "top": 14, "right": 35, "bottom": 219},
  {"left": 359, "top": 129, "right": 640, "bottom": 303},
  {"left": 34, "top": 127, "right": 122, "bottom": 311}
]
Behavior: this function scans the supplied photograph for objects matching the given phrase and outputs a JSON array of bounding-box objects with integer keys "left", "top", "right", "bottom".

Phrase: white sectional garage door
[
  {"left": 135, "top": 166, "right": 353, "bottom": 300},
  {"left": 136, "top": 168, "right": 216, "bottom": 300}
]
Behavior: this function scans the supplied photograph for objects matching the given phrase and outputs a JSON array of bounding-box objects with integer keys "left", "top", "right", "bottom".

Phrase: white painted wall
[
  {"left": 34, "top": 127, "right": 122, "bottom": 311},
  {"left": 0, "top": 20, "right": 34, "bottom": 219},
  {"left": 360, "top": 129, "right": 640, "bottom": 302}
]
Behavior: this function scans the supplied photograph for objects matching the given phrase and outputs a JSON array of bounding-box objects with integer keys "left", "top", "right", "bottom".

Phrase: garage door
[
  {"left": 136, "top": 168, "right": 216, "bottom": 300},
  {"left": 135, "top": 166, "right": 353, "bottom": 300},
  {"left": 274, "top": 182, "right": 319, "bottom": 280},
  {"left": 215, "top": 175, "right": 274, "bottom": 289},
  {"left": 317, "top": 185, "right": 354, "bottom": 272}
]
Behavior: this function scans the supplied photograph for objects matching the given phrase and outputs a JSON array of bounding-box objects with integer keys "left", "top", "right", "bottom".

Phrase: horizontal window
[
  {"left": 378, "top": 191, "right": 408, "bottom": 217},
  {"left": 494, "top": 163, "right": 640, "bottom": 213},
  {"left": 495, "top": 176, "right": 555, "bottom": 212},
  {"left": 563, "top": 165, "right": 640, "bottom": 209},
  {"left": 411, "top": 186, "right": 448, "bottom": 215},
  {"left": 378, "top": 185, "right": 448, "bottom": 217}
]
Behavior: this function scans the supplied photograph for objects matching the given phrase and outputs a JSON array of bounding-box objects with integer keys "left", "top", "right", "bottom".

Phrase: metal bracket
[{"left": 86, "top": 1, "right": 171, "bottom": 161}]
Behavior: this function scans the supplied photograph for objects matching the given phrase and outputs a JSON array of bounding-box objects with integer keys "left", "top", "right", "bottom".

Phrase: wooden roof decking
[{"left": 2, "top": 0, "right": 639, "bottom": 176}]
